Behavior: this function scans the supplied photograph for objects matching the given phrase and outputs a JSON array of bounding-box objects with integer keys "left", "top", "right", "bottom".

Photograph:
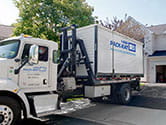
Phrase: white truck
[{"left": 0, "top": 24, "right": 143, "bottom": 124}]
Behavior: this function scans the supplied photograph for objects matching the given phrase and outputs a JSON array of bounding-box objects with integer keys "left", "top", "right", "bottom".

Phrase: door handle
[{"left": 43, "top": 79, "right": 48, "bottom": 85}]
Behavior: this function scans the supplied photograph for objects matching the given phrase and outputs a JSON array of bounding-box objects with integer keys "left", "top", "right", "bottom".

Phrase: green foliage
[{"left": 13, "top": 0, "right": 95, "bottom": 42}]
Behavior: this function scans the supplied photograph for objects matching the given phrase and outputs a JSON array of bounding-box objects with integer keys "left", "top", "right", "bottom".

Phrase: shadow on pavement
[
  {"left": 128, "top": 95, "right": 166, "bottom": 110},
  {"left": 96, "top": 95, "right": 166, "bottom": 111},
  {"left": 127, "top": 85, "right": 166, "bottom": 110},
  {"left": 21, "top": 115, "right": 103, "bottom": 125},
  {"left": 21, "top": 118, "right": 46, "bottom": 125},
  {"left": 44, "top": 115, "right": 103, "bottom": 125}
]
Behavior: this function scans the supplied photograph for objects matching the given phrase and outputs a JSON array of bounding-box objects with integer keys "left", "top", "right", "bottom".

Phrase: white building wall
[
  {"left": 142, "top": 32, "right": 154, "bottom": 82},
  {"left": 148, "top": 57, "right": 166, "bottom": 83},
  {"left": 153, "top": 34, "right": 166, "bottom": 51},
  {"left": 143, "top": 33, "right": 166, "bottom": 83},
  {"left": 141, "top": 55, "right": 148, "bottom": 82},
  {"left": 144, "top": 32, "right": 155, "bottom": 55}
]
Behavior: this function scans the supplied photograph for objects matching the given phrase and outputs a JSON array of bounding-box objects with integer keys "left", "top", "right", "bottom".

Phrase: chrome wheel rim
[
  {"left": 0, "top": 105, "right": 14, "bottom": 125},
  {"left": 124, "top": 89, "right": 130, "bottom": 101}
]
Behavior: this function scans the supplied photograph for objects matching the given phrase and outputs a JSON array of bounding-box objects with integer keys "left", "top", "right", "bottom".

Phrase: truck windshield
[{"left": 0, "top": 40, "right": 20, "bottom": 59}]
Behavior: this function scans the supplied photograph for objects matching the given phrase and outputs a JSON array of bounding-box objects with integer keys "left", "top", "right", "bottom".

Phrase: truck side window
[
  {"left": 53, "top": 50, "right": 59, "bottom": 63},
  {"left": 22, "top": 44, "right": 48, "bottom": 62},
  {"left": 39, "top": 46, "right": 48, "bottom": 62}
]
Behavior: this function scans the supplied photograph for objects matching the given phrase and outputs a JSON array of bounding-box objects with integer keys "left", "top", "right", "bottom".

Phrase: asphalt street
[
  {"left": 22, "top": 85, "right": 166, "bottom": 125},
  {"left": 65, "top": 96, "right": 166, "bottom": 125}
]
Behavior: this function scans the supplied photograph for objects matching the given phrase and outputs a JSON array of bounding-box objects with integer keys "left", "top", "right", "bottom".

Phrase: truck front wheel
[
  {"left": 118, "top": 84, "right": 131, "bottom": 105},
  {"left": 0, "top": 96, "right": 21, "bottom": 125}
]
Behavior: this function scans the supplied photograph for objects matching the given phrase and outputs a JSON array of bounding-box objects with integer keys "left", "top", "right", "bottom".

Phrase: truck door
[{"left": 19, "top": 44, "right": 50, "bottom": 89}]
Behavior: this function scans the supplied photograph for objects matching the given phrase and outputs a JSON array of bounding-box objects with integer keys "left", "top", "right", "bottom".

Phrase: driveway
[{"left": 22, "top": 84, "right": 166, "bottom": 125}]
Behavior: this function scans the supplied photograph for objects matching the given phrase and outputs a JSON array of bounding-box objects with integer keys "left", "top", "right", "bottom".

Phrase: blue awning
[{"left": 149, "top": 51, "right": 166, "bottom": 57}]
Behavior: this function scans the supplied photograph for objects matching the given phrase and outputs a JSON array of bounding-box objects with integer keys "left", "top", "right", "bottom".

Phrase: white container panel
[
  {"left": 76, "top": 25, "right": 95, "bottom": 76},
  {"left": 98, "top": 25, "right": 143, "bottom": 75},
  {"left": 98, "top": 27, "right": 113, "bottom": 73},
  {"left": 75, "top": 24, "right": 143, "bottom": 77}
]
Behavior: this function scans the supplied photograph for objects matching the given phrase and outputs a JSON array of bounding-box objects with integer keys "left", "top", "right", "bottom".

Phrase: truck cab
[{"left": 0, "top": 34, "right": 59, "bottom": 124}]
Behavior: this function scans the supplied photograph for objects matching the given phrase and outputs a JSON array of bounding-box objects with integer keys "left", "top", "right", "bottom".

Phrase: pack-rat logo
[{"left": 110, "top": 40, "right": 136, "bottom": 52}]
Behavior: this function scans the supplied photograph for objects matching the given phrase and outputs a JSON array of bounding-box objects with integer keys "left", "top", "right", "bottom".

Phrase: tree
[
  {"left": 13, "top": 0, "right": 95, "bottom": 42},
  {"left": 100, "top": 15, "right": 146, "bottom": 42}
]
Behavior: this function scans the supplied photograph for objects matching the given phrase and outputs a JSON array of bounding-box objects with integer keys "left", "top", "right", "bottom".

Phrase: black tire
[
  {"left": 0, "top": 96, "right": 21, "bottom": 125},
  {"left": 118, "top": 84, "right": 131, "bottom": 105}
]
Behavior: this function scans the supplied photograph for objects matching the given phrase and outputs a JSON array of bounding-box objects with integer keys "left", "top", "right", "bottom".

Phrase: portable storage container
[{"left": 74, "top": 24, "right": 143, "bottom": 78}]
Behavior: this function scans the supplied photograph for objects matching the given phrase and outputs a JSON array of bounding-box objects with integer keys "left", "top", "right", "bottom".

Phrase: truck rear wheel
[
  {"left": 0, "top": 96, "right": 21, "bottom": 125},
  {"left": 118, "top": 84, "right": 131, "bottom": 105}
]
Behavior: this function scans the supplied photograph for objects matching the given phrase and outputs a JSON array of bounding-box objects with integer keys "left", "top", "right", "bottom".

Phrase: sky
[
  {"left": 0, "top": 0, "right": 166, "bottom": 26},
  {"left": 0, "top": 0, "right": 18, "bottom": 25}
]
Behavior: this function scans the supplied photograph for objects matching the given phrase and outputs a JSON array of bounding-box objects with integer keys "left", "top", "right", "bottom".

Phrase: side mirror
[{"left": 29, "top": 44, "right": 39, "bottom": 65}]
